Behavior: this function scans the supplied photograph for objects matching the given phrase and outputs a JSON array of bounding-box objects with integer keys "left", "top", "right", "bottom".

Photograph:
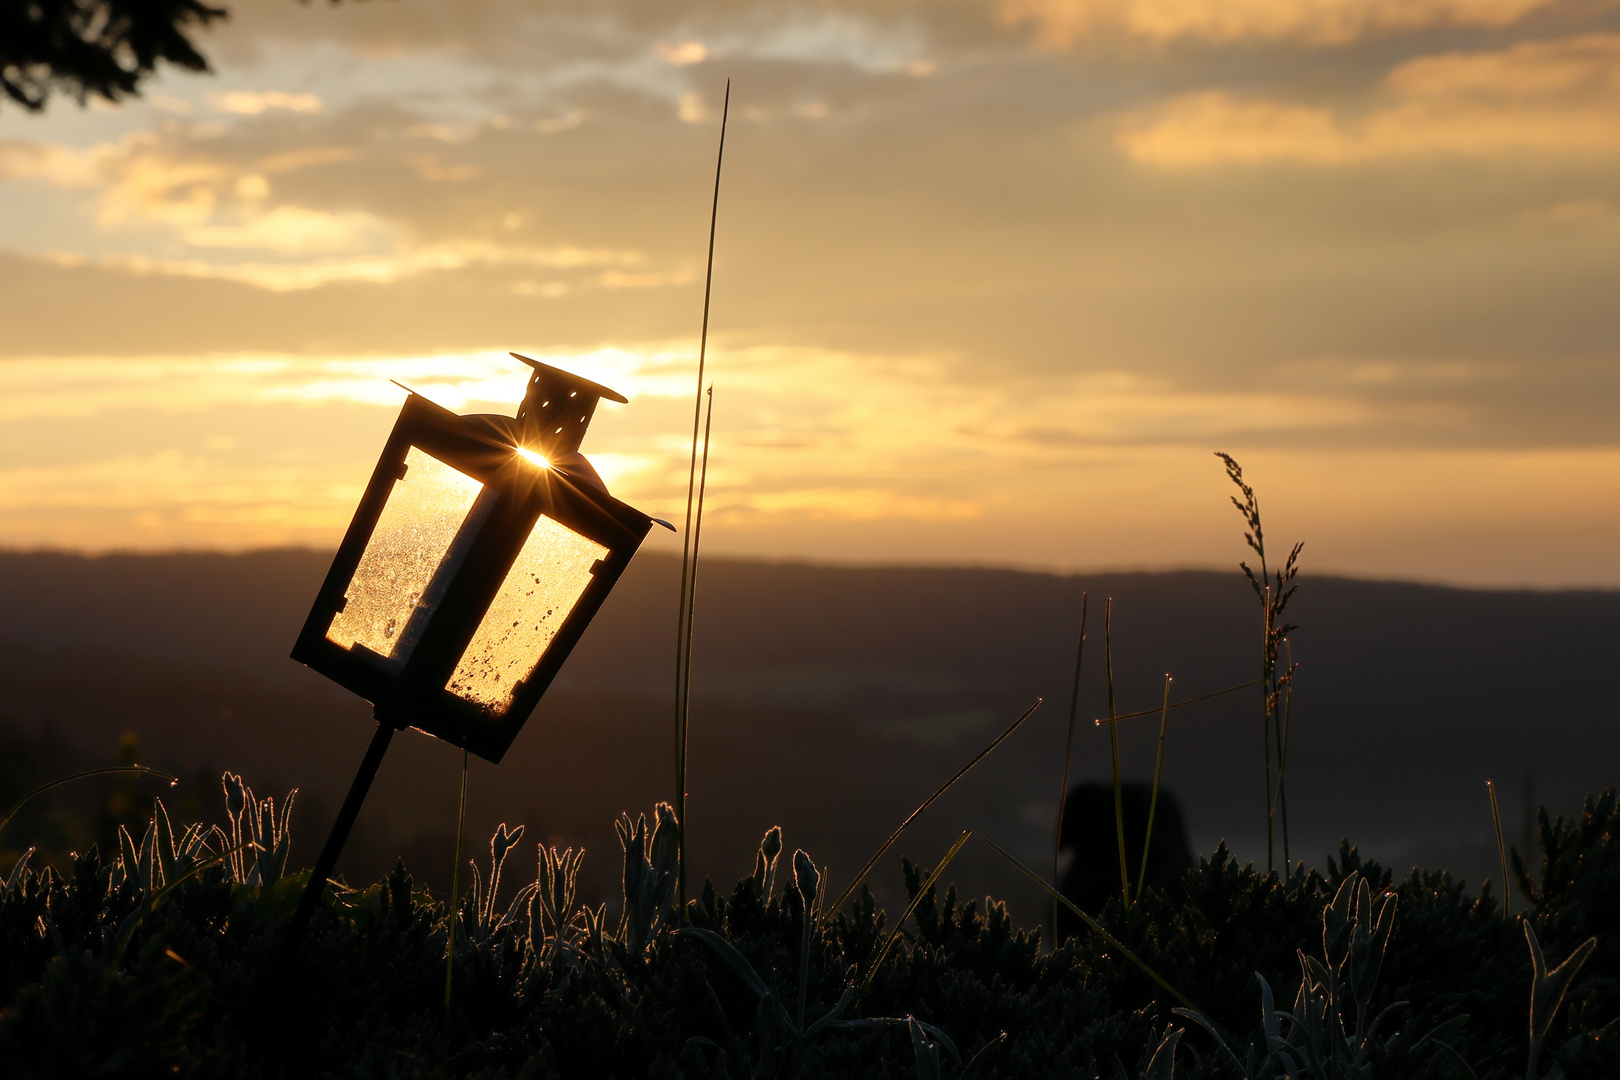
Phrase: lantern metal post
[{"left": 280, "top": 721, "right": 394, "bottom": 958}]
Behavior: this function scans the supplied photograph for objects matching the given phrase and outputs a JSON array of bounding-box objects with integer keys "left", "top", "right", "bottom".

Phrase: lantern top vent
[{"left": 510, "top": 352, "right": 627, "bottom": 458}]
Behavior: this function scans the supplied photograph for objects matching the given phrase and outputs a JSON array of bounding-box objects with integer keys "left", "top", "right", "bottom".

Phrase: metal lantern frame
[
  {"left": 278, "top": 356, "right": 658, "bottom": 964},
  {"left": 291, "top": 384, "right": 652, "bottom": 763}
]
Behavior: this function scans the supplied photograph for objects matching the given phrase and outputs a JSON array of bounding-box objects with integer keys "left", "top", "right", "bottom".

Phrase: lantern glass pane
[
  {"left": 327, "top": 447, "right": 486, "bottom": 665},
  {"left": 446, "top": 514, "right": 608, "bottom": 711}
]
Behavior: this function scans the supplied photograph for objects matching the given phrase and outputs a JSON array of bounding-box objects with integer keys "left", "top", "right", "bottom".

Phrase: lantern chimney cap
[
  {"left": 509, "top": 352, "right": 628, "bottom": 457},
  {"left": 510, "top": 353, "right": 628, "bottom": 404}
]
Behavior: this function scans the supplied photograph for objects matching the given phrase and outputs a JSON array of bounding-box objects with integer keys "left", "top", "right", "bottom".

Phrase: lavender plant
[{"left": 0, "top": 773, "right": 1613, "bottom": 1078}]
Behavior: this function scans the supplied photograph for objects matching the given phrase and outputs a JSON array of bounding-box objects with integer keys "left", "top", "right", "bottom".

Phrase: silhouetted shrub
[{"left": 0, "top": 779, "right": 1616, "bottom": 1078}]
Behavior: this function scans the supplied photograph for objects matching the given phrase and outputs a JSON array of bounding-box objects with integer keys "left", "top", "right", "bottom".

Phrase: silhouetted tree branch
[{"left": 1, "top": 0, "right": 232, "bottom": 111}]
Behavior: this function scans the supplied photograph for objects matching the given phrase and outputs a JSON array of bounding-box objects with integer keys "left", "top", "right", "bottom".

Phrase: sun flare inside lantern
[{"left": 514, "top": 446, "right": 549, "bottom": 469}]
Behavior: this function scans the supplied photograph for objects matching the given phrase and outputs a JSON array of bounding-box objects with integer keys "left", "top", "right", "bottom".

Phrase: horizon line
[{"left": 1, "top": 544, "right": 1615, "bottom": 595}]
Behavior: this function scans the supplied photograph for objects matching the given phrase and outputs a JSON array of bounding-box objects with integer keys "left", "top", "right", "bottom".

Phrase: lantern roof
[{"left": 511, "top": 352, "right": 628, "bottom": 404}]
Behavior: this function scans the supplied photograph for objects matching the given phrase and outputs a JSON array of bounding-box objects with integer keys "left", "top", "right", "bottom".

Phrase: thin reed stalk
[
  {"left": 1052, "top": 593, "right": 1087, "bottom": 886},
  {"left": 1216, "top": 452, "right": 1301, "bottom": 874},
  {"left": 0, "top": 765, "right": 177, "bottom": 834},
  {"left": 673, "top": 80, "right": 730, "bottom": 920},
  {"left": 676, "top": 386, "right": 714, "bottom": 917},
  {"left": 1277, "top": 639, "right": 1294, "bottom": 869},
  {"left": 1488, "top": 778, "right": 1511, "bottom": 920},
  {"left": 445, "top": 749, "right": 468, "bottom": 1034},
  {"left": 110, "top": 840, "right": 254, "bottom": 965},
  {"left": 980, "top": 835, "right": 1228, "bottom": 1040},
  {"left": 1260, "top": 608, "right": 1273, "bottom": 871},
  {"left": 862, "top": 830, "right": 971, "bottom": 989},
  {"left": 1091, "top": 678, "right": 1260, "bottom": 726},
  {"left": 821, "top": 698, "right": 1042, "bottom": 924},
  {"left": 1104, "top": 599, "right": 1129, "bottom": 907},
  {"left": 1135, "top": 674, "right": 1171, "bottom": 904}
]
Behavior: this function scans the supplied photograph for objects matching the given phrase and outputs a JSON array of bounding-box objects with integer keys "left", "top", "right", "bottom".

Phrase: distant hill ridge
[{"left": 0, "top": 549, "right": 1616, "bottom": 919}]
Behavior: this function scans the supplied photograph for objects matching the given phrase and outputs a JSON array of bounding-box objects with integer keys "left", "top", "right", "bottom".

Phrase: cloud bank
[{"left": 0, "top": 0, "right": 1617, "bottom": 582}]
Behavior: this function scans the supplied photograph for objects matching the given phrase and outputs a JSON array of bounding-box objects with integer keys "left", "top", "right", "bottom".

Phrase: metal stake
[{"left": 281, "top": 721, "right": 396, "bottom": 960}]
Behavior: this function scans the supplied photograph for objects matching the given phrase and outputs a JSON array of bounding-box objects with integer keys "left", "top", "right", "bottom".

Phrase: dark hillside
[{"left": 1, "top": 550, "right": 1616, "bottom": 920}]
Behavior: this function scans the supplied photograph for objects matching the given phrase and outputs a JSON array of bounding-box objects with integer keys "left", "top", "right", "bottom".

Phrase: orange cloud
[
  {"left": 1, "top": 127, "right": 666, "bottom": 289},
  {"left": 1000, "top": 0, "right": 1547, "bottom": 46},
  {"left": 181, "top": 207, "right": 390, "bottom": 252},
  {"left": 654, "top": 41, "right": 709, "bottom": 66},
  {"left": 734, "top": 487, "right": 983, "bottom": 522},
  {"left": 208, "top": 90, "right": 323, "bottom": 115},
  {"left": 1119, "top": 33, "right": 1620, "bottom": 165},
  {"left": 40, "top": 240, "right": 652, "bottom": 291}
]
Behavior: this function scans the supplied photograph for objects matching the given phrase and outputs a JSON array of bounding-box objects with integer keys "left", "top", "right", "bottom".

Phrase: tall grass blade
[
  {"left": 445, "top": 749, "right": 469, "bottom": 1034},
  {"left": 1104, "top": 599, "right": 1129, "bottom": 907},
  {"left": 794, "top": 850, "right": 821, "bottom": 1028},
  {"left": 1092, "top": 678, "right": 1261, "bottom": 726},
  {"left": 1525, "top": 922, "right": 1597, "bottom": 1080},
  {"left": 1488, "top": 778, "right": 1510, "bottom": 920},
  {"left": 822, "top": 698, "right": 1042, "bottom": 923},
  {"left": 978, "top": 835, "right": 1227, "bottom": 1040},
  {"left": 1053, "top": 593, "right": 1087, "bottom": 886},
  {"left": 862, "top": 830, "right": 971, "bottom": 989},
  {"left": 958, "top": 1033, "right": 1007, "bottom": 1080},
  {"left": 0, "top": 765, "right": 177, "bottom": 835},
  {"left": 1135, "top": 674, "right": 1171, "bottom": 904},
  {"left": 1262, "top": 645, "right": 1273, "bottom": 873},
  {"left": 1277, "top": 639, "right": 1294, "bottom": 869},
  {"left": 677, "top": 384, "right": 715, "bottom": 919},
  {"left": 1215, "top": 452, "right": 1300, "bottom": 875},
  {"left": 674, "top": 78, "right": 730, "bottom": 920},
  {"left": 112, "top": 840, "right": 252, "bottom": 965}
]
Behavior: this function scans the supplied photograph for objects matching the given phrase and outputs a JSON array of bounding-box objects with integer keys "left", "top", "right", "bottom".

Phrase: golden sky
[{"left": 2, "top": 0, "right": 1618, "bottom": 584}]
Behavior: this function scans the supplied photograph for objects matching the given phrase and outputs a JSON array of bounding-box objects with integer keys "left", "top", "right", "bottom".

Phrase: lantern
[
  {"left": 292, "top": 353, "right": 657, "bottom": 762},
  {"left": 281, "top": 354, "right": 664, "bottom": 949}
]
